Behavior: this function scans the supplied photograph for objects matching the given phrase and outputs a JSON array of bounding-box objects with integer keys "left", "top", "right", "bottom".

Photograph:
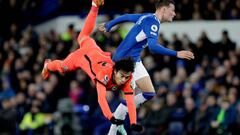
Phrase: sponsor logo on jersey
[
  {"left": 150, "top": 24, "right": 158, "bottom": 36},
  {"left": 151, "top": 25, "right": 158, "bottom": 32}
]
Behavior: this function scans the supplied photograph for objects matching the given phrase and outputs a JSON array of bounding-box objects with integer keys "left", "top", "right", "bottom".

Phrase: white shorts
[{"left": 131, "top": 61, "right": 149, "bottom": 89}]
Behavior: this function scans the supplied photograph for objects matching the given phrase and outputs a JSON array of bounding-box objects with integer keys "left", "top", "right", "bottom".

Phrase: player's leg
[
  {"left": 77, "top": 0, "right": 103, "bottom": 46},
  {"left": 42, "top": 50, "right": 84, "bottom": 80},
  {"left": 134, "top": 76, "right": 156, "bottom": 108},
  {"left": 42, "top": 0, "right": 104, "bottom": 80}
]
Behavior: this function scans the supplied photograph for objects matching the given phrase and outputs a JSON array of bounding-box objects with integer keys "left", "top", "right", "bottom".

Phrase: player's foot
[
  {"left": 118, "top": 125, "right": 127, "bottom": 135},
  {"left": 92, "top": 0, "right": 104, "bottom": 7},
  {"left": 42, "top": 59, "right": 51, "bottom": 80}
]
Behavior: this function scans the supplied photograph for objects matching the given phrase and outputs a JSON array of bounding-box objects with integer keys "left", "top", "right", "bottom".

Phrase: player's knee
[
  {"left": 142, "top": 92, "right": 156, "bottom": 101},
  {"left": 61, "top": 65, "right": 68, "bottom": 73},
  {"left": 77, "top": 34, "right": 84, "bottom": 42},
  {"left": 58, "top": 62, "right": 68, "bottom": 74}
]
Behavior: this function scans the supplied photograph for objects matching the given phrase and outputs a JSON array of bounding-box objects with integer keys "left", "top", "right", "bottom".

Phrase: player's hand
[
  {"left": 98, "top": 23, "right": 107, "bottom": 32},
  {"left": 110, "top": 116, "right": 124, "bottom": 125},
  {"left": 177, "top": 50, "right": 194, "bottom": 60},
  {"left": 130, "top": 124, "right": 143, "bottom": 132}
]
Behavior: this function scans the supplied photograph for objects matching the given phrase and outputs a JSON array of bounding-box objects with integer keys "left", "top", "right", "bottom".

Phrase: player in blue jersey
[{"left": 99, "top": 0, "right": 194, "bottom": 134}]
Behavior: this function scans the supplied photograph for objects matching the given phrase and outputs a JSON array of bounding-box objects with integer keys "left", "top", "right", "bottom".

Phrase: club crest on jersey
[
  {"left": 103, "top": 75, "right": 109, "bottom": 84},
  {"left": 102, "top": 62, "right": 107, "bottom": 66},
  {"left": 111, "top": 86, "right": 118, "bottom": 91}
]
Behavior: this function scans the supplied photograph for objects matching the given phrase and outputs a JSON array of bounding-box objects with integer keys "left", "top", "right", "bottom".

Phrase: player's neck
[
  {"left": 155, "top": 9, "right": 164, "bottom": 23},
  {"left": 112, "top": 72, "right": 117, "bottom": 84},
  {"left": 155, "top": 9, "right": 165, "bottom": 23}
]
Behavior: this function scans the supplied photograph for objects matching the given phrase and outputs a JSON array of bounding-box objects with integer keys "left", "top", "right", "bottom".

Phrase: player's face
[
  {"left": 113, "top": 70, "right": 131, "bottom": 85},
  {"left": 163, "top": 3, "right": 176, "bottom": 22}
]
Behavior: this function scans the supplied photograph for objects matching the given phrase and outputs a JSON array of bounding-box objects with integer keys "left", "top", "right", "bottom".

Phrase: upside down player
[
  {"left": 98, "top": 0, "right": 195, "bottom": 134},
  {"left": 41, "top": 0, "right": 143, "bottom": 132}
]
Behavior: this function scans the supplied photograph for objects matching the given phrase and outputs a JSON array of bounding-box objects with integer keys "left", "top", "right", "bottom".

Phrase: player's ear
[
  {"left": 163, "top": 7, "right": 167, "bottom": 11},
  {"left": 113, "top": 69, "right": 117, "bottom": 75}
]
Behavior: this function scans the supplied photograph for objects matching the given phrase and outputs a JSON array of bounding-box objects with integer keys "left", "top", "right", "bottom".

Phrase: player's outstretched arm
[
  {"left": 148, "top": 37, "right": 177, "bottom": 56},
  {"left": 148, "top": 38, "right": 194, "bottom": 60},
  {"left": 142, "top": 16, "right": 194, "bottom": 60},
  {"left": 125, "top": 93, "right": 144, "bottom": 132},
  {"left": 96, "top": 82, "right": 124, "bottom": 125},
  {"left": 96, "top": 82, "right": 113, "bottom": 120},
  {"left": 98, "top": 14, "right": 143, "bottom": 32}
]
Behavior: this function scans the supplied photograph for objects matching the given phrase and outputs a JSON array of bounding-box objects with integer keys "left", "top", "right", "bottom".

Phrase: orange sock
[
  {"left": 78, "top": 6, "right": 99, "bottom": 38},
  {"left": 47, "top": 60, "right": 64, "bottom": 74}
]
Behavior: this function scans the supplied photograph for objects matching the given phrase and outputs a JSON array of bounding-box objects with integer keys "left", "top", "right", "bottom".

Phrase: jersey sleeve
[
  {"left": 121, "top": 77, "right": 137, "bottom": 124},
  {"left": 141, "top": 17, "right": 159, "bottom": 39},
  {"left": 96, "top": 81, "right": 113, "bottom": 120},
  {"left": 95, "top": 70, "right": 113, "bottom": 120},
  {"left": 141, "top": 17, "right": 177, "bottom": 56},
  {"left": 125, "top": 93, "right": 136, "bottom": 124},
  {"left": 105, "top": 14, "right": 143, "bottom": 32},
  {"left": 147, "top": 38, "right": 177, "bottom": 56}
]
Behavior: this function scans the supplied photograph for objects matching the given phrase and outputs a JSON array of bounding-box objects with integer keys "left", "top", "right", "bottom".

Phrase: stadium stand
[{"left": 0, "top": 0, "right": 240, "bottom": 135}]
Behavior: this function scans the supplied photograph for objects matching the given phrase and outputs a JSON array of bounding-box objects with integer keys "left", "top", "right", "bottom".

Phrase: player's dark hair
[
  {"left": 155, "top": 0, "right": 175, "bottom": 9},
  {"left": 114, "top": 57, "right": 135, "bottom": 73}
]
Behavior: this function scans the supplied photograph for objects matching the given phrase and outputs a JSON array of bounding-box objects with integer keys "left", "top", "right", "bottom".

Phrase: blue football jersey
[{"left": 106, "top": 13, "right": 177, "bottom": 62}]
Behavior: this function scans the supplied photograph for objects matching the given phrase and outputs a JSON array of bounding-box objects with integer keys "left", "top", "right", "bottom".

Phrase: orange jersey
[
  {"left": 94, "top": 66, "right": 136, "bottom": 124},
  {"left": 47, "top": 6, "right": 136, "bottom": 124},
  {"left": 78, "top": 36, "right": 137, "bottom": 124}
]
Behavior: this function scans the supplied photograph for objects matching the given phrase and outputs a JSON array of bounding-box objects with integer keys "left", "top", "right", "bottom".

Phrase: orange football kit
[{"left": 45, "top": 6, "right": 136, "bottom": 124}]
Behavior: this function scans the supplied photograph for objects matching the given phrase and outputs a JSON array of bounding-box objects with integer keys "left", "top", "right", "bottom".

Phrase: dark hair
[
  {"left": 113, "top": 57, "right": 135, "bottom": 73},
  {"left": 155, "top": 0, "right": 175, "bottom": 9}
]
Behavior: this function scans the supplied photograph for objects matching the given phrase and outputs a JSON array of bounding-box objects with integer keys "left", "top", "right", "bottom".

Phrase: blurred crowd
[
  {"left": 0, "top": 0, "right": 240, "bottom": 28},
  {"left": 0, "top": 22, "right": 240, "bottom": 135},
  {"left": 58, "top": 0, "right": 240, "bottom": 20},
  {"left": 0, "top": 0, "right": 240, "bottom": 135}
]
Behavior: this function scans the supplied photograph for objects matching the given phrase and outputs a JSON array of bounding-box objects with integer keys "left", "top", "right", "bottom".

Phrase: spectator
[
  {"left": 0, "top": 97, "right": 17, "bottom": 135},
  {"left": 210, "top": 98, "right": 237, "bottom": 135},
  {"left": 19, "top": 103, "right": 45, "bottom": 134},
  {"left": 141, "top": 98, "right": 167, "bottom": 135}
]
